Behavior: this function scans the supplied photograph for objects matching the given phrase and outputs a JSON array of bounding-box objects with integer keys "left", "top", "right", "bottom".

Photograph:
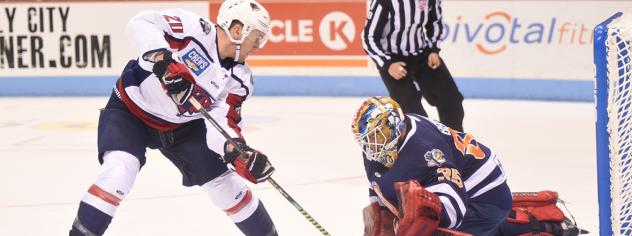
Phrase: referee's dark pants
[{"left": 378, "top": 51, "right": 464, "bottom": 131}]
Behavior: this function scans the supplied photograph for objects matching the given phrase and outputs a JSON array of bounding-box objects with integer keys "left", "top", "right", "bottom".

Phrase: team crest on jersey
[
  {"left": 424, "top": 149, "right": 446, "bottom": 167},
  {"left": 182, "top": 49, "right": 210, "bottom": 76}
]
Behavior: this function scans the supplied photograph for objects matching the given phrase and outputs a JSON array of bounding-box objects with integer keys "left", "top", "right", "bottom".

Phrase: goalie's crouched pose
[{"left": 352, "top": 96, "right": 586, "bottom": 236}]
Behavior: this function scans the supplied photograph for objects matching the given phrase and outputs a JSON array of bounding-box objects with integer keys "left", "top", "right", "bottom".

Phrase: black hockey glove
[
  {"left": 224, "top": 139, "right": 275, "bottom": 184},
  {"left": 152, "top": 50, "right": 196, "bottom": 105}
]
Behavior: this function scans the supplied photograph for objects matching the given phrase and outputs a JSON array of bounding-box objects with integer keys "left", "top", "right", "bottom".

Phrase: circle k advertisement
[{"left": 210, "top": 1, "right": 368, "bottom": 67}]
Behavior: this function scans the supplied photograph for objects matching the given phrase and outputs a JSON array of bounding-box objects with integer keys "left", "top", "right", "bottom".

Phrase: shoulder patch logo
[
  {"left": 199, "top": 18, "right": 211, "bottom": 35},
  {"left": 424, "top": 149, "right": 446, "bottom": 167},
  {"left": 182, "top": 49, "right": 210, "bottom": 76}
]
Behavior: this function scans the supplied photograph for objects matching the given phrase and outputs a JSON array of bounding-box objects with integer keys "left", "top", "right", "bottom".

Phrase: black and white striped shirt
[{"left": 362, "top": 0, "right": 444, "bottom": 68}]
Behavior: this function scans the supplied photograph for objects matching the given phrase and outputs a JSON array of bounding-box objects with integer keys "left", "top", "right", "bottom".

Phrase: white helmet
[{"left": 217, "top": 0, "right": 270, "bottom": 49}]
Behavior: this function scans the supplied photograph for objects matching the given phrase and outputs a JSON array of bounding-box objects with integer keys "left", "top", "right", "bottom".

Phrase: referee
[{"left": 362, "top": 0, "right": 464, "bottom": 131}]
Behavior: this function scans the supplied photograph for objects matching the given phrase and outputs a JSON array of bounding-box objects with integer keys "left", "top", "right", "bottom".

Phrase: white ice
[{"left": 0, "top": 97, "right": 596, "bottom": 235}]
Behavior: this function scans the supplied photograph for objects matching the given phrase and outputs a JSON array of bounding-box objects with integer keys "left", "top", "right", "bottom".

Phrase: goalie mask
[{"left": 351, "top": 96, "right": 406, "bottom": 168}]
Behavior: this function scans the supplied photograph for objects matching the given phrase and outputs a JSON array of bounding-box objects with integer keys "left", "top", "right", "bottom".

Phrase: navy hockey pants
[{"left": 97, "top": 94, "right": 228, "bottom": 186}]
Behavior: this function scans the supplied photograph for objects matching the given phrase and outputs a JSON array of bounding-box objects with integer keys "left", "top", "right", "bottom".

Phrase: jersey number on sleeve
[
  {"left": 449, "top": 129, "right": 486, "bottom": 159},
  {"left": 162, "top": 15, "right": 184, "bottom": 33},
  {"left": 437, "top": 168, "right": 464, "bottom": 188}
]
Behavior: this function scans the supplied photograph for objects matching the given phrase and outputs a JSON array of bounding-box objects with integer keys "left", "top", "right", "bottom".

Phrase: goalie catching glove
[
  {"left": 363, "top": 180, "right": 443, "bottom": 236},
  {"left": 223, "top": 139, "right": 275, "bottom": 184},
  {"left": 394, "top": 180, "right": 442, "bottom": 236},
  {"left": 152, "top": 50, "right": 196, "bottom": 105}
]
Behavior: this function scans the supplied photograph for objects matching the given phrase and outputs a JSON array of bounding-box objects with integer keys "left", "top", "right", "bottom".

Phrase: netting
[{"left": 606, "top": 13, "right": 632, "bottom": 235}]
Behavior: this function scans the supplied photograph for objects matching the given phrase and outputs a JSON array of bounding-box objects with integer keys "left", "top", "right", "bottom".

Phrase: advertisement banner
[
  {"left": 439, "top": 0, "right": 631, "bottom": 81},
  {"left": 209, "top": 0, "right": 368, "bottom": 67},
  {"left": 0, "top": 0, "right": 629, "bottom": 99},
  {"left": 0, "top": 2, "right": 209, "bottom": 76}
]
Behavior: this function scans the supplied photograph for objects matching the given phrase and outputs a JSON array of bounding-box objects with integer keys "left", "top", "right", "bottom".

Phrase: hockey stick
[
  {"left": 434, "top": 228, "right": 472, "bottom": 236},
  {"left": 188, "top": 97, "right": 331, "bottom": 236}
]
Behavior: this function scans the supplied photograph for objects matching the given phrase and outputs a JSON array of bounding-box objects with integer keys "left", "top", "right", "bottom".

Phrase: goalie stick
[{"left": 188, "top": 97, "right": 331, "bottom": 236}]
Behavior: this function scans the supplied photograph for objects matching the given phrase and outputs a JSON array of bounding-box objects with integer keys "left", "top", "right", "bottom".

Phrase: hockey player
[
  {"left": 353, "top": 96, "right": 587, "bottom": 236},
  {"left": 69, "top": 1, "right": 277, "bottom": 235},
  {"left": 353, "top": 96, "right": 511, "bottom": 235}
]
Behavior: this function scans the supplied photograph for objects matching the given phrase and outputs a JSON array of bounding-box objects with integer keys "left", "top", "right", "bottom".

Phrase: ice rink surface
[{"left": 0, "top": 96, "right": 597, "bottom": 235}]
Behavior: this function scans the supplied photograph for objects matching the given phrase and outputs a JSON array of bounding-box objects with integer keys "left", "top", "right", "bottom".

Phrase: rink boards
[{"left": 0, "top": 0, "right": 629, "bottom": 101}]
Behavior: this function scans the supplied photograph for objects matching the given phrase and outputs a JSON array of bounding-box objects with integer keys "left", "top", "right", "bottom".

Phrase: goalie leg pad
[
  {"left": 394, "top": 180, "right": 442, "bottom": 236},
  {"left": 498, "top": 191, "right": 587, "bottom": 236},
  {"left": 509, "top": 191, "right": 565, "bottom": 223}
]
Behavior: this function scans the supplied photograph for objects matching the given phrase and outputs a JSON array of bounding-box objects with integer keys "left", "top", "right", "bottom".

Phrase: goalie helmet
[
  {"left": 217, "top": 0, "right": 270, "bottom": 49},
  {"left": 351, "top": 96, "right": 406, "bottom": 168}
]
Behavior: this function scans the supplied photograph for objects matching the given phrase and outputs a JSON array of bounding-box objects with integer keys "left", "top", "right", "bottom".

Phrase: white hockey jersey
[{"left": 118, "top": 9, "right": 253, "bottom": 155}]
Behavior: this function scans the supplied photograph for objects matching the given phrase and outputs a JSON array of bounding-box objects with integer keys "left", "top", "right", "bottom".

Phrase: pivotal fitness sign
[
  {"left": 439, "top": 0, "right": 632, "bottom": 81},
  {"left": 209, "top": 1, "right": 368, "bottom": 67}
]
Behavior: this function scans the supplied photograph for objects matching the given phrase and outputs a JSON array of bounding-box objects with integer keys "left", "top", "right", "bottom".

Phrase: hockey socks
[
  {"left": 235, "top": 200, "right": 277, "bottom": 236},
  {"left": 200, "top": 171, "right": 277, "bottom": 236},
  {"left": 70, "top": 202, "right": 112, "bottom": 236}
]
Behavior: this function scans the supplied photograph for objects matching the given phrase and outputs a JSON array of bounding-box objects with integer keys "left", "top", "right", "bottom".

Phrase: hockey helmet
[
  {"left": 351, "top": 96, "right": 406, "bottom": 168},
  {"left": 217, "top": 0, "right": 270, "bottom": 49}
]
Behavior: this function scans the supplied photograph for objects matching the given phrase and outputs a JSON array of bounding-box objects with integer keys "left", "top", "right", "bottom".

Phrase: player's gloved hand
[
  {"left": 223, "top": 139, "right": 275, "bottom": 184},
  {"left": 152, "top": 50, "right": 196, "bottom": 105}
]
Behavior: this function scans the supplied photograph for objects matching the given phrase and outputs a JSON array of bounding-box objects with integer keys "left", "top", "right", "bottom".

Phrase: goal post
[{"left": 595, "top": 12, "right": 632, "bottom": 236}]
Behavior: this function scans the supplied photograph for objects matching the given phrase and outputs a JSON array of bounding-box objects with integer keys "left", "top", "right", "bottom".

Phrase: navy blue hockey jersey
[{"left": 364, "top": 114, "right": 508, "bottom": 228}]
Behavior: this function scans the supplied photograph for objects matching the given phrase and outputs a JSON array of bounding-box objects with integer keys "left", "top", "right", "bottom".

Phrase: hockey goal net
[{"left": 595, "top": 12, "right": 632, "bottom": 236}]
